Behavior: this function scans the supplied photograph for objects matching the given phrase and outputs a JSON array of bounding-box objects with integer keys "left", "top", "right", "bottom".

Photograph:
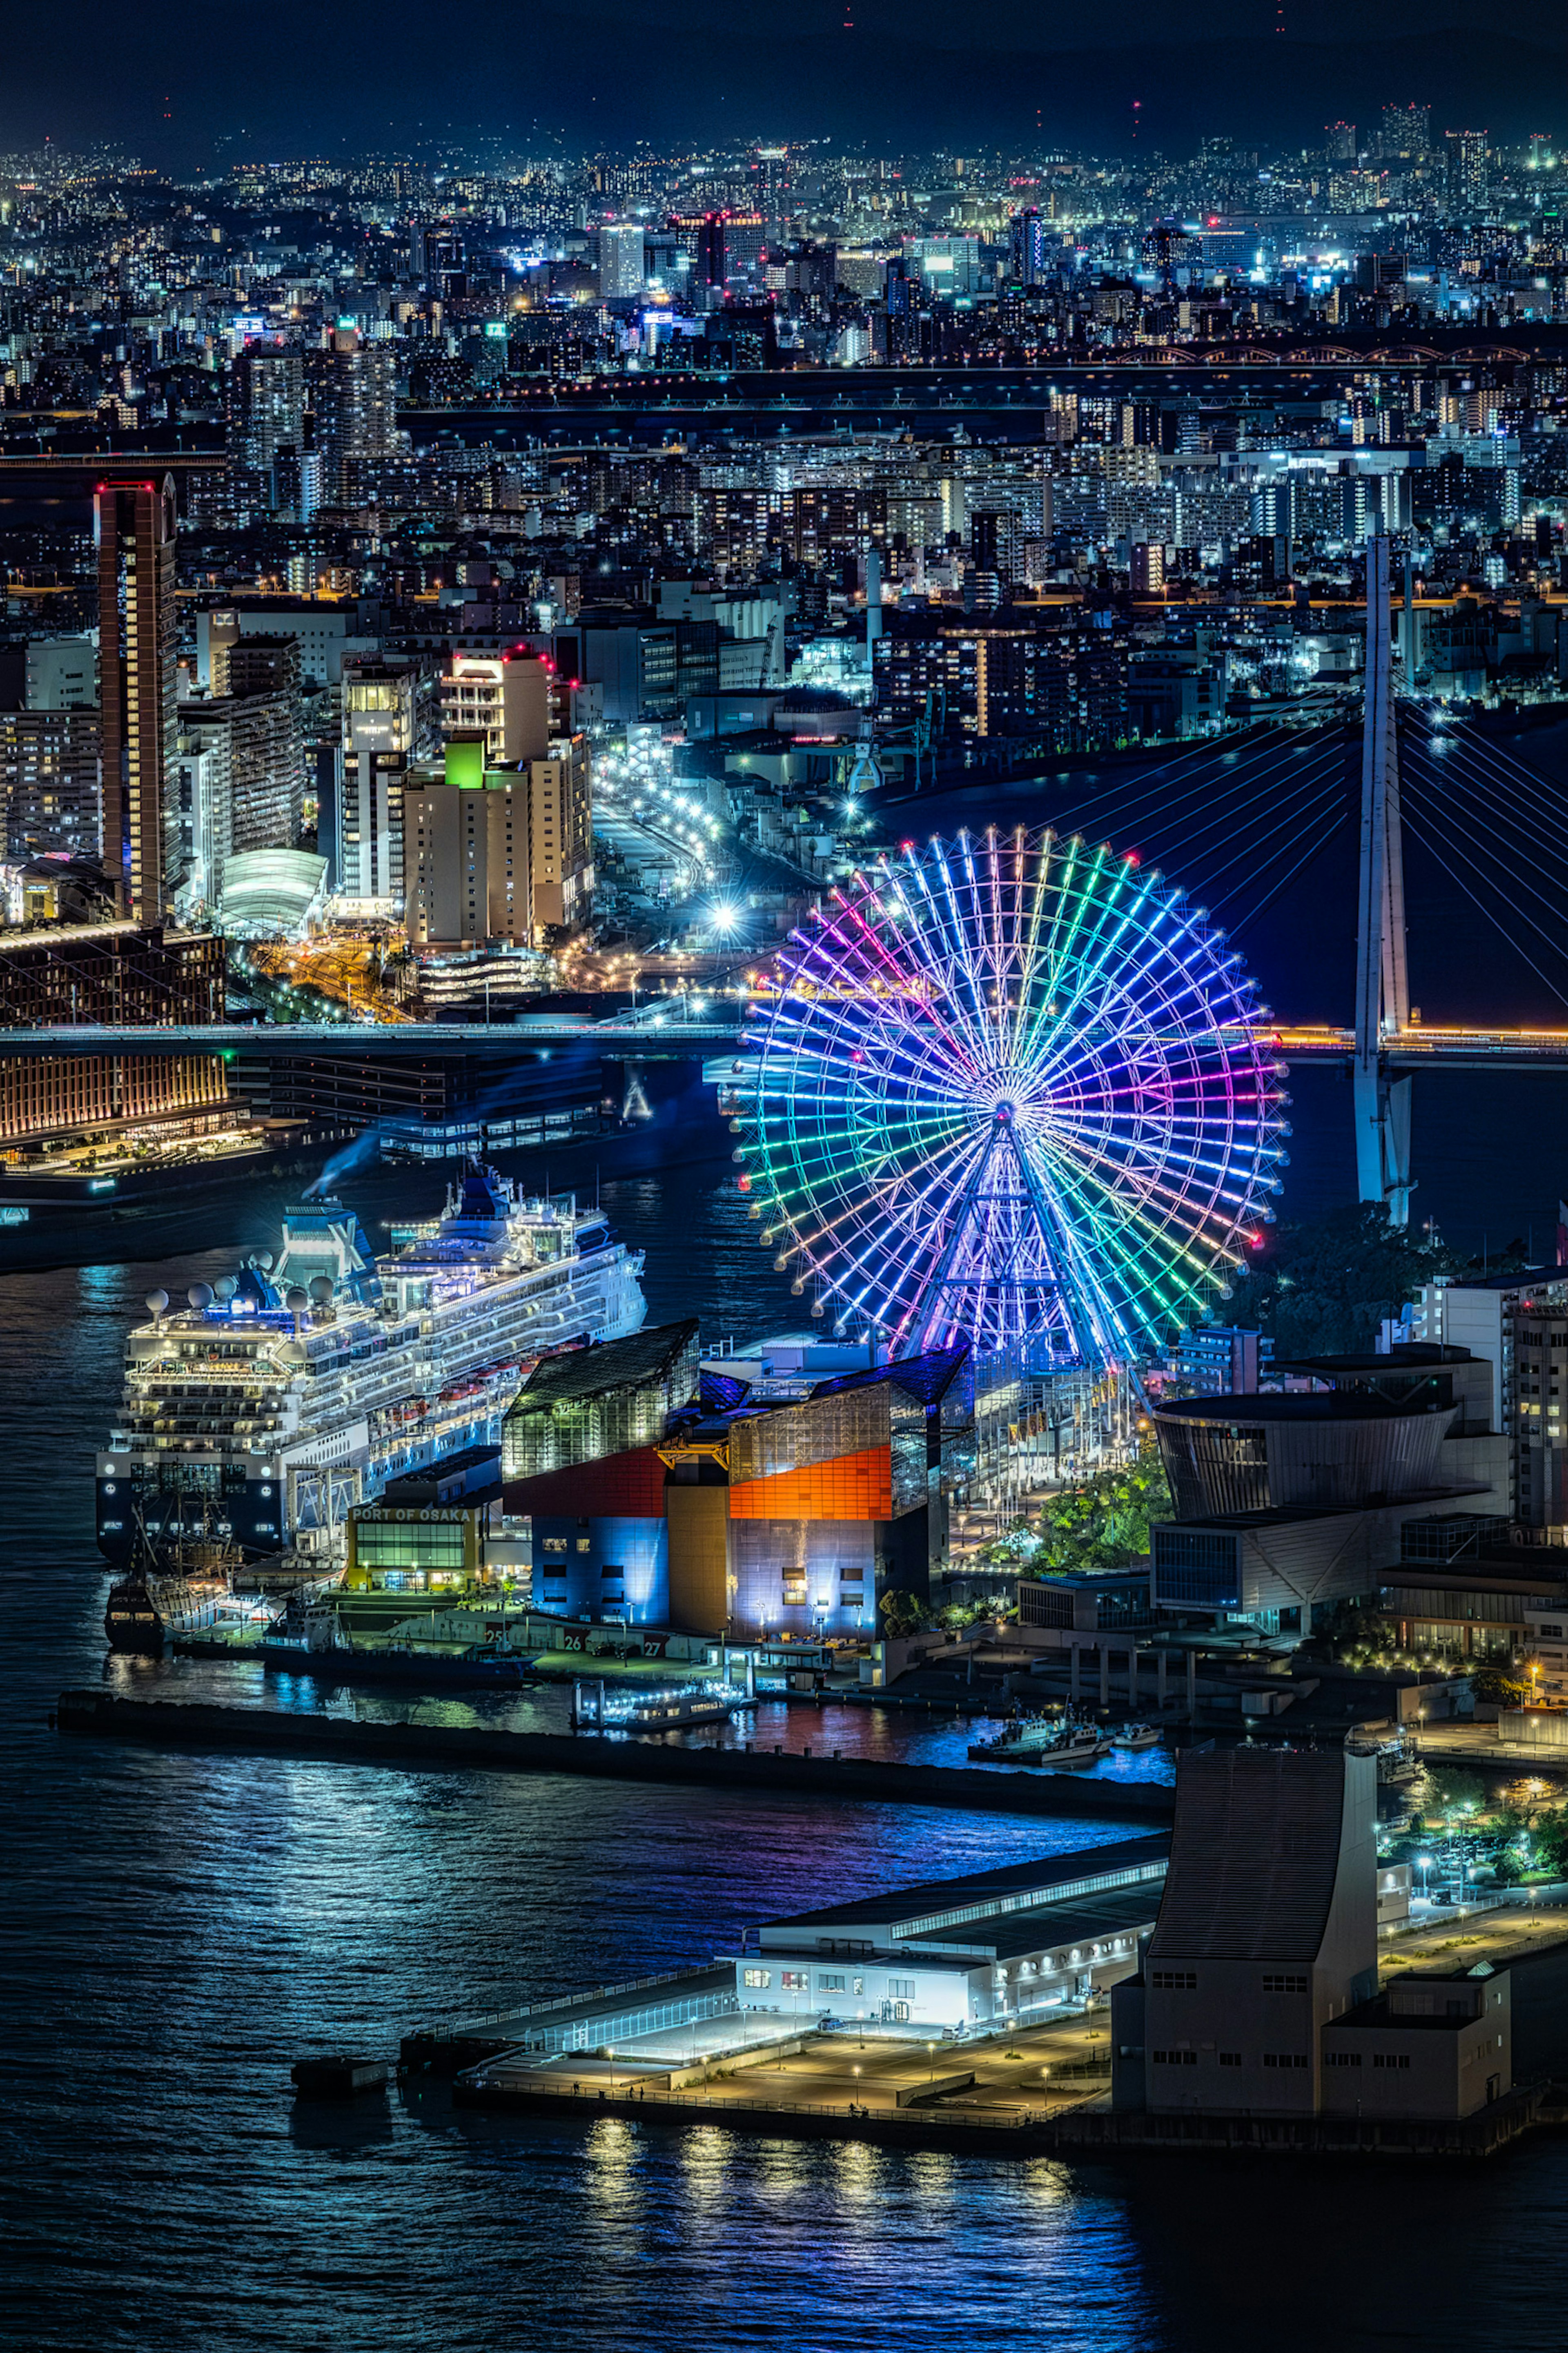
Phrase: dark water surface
[{"left": 7, "top": 1161, "right": 1568, "bottom": 2352}]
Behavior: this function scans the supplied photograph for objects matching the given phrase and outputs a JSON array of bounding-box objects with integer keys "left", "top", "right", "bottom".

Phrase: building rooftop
[
  {"left": 754, "top": 1834, "right": 1169, "bottom": 1940},
  {"left": 1149, "top": 1749, "right": 1360, "bottom": 1964},
  {"left": 1275, "top": 1345, "right": 1479, "bottom": 1375},
  {"left": 1155, "top": 1392, "right": 1452, "bottom": 1424},
  {"left": 510, "top": 1318, "right": 699, "bottom": 1413},
  {"left": 903, "top": 1884, "right": 1166, "bottom": 1963},
  {"left": 1156, "top": 1491, "right": 1483, "bottom": 1533}
]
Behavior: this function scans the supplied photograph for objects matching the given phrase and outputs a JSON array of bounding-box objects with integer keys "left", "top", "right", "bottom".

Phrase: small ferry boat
[
  {"left": 1109, "top": 1723, "right": 1162, "bottom": 1751},
  {"left": 572, "top": 1680, "right": 756, "bottom": 1733}
]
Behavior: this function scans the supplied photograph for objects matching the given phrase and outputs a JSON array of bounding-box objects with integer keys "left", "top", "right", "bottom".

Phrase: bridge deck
[{"left": 5, "top": 1020, "right": 1568, "bottom": 1069}]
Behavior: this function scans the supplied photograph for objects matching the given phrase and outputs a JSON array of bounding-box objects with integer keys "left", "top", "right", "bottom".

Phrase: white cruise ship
[{"left": 96, "top": 1165, "right": 646, "bottom": 1562}]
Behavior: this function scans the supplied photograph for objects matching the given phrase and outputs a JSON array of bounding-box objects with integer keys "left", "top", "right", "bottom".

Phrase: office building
[
  {"left": 197, "top": 603, "right": 376, "bottom": 692},
  {"left": 227, "top": 349, "right": 307, "bottom": 478},
  {"left": 0, "top": 922, "right": 226, "bottom": 1149},
  {"left": 440, "top": 649, "right": 550, "bottom": 765},
  {"left": 1375, "top": 1522, "right": 1560, "bottom": 1662},
  {"left": 1129, "top": 542, "right": 1165, "bottom": 596},
  {"left": 25, "top": 636, "right": 96, "bottom": 711},
  {"left": 172, "top": 722, "right": 230, "bottom": 915},
  {"left": 402, "top": 737, "right": 533, "bottom": 949},
  {"left": 405, "top": 724, "right": 592, "bottom": 950},
  {"left": 1009, "top": 207, "right": 1049, "bottom": 287},
  {"left": 305, "top": 338, "right": 399, "bottom": 505},
  {"left": 599, "top": 223, "right": 647, "bottom": 303},
  {"left": 338, "top": 660, "right": 420, "bottom": 907},
  {"left": 1381, "top": 101, "right": 1431, "bottom": 156},
  {"left": 174, "top": 687, "right": 303, "bottom": 905},
  {"left": 1164, "top": 1326, "right": 1272, "bottom": 1395},
  {"left": 96, "top": 476, "right": 178, "bottom": 923},
  {"left": 2, "top": 709, "right": 102, "bottom": 860},
  {"left": 211, "top": 631, "right": 300, "bottom": 705},
  {"left": 522, "top": 731, "right": 592, "bottom": 931},
  {"left": 694, "top": 211, "right": 766, "bottom": 294},
  {"left": 1418, "top": 1271, "right": 1568, "bottom": 1526},
  {"left": 1446, "top": 129, "right": 1489, "bottom": 209}
]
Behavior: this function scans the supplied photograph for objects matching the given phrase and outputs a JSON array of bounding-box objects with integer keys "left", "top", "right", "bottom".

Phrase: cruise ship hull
[{"left": 96, "top": 1170, "right": 646, "bottom": 1566}]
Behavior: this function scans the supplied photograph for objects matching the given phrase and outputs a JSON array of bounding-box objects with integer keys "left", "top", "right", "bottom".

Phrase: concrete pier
[
  {"left": 450, "top": 2050, "right": 1553, "bottom": 2161},
  {"left": 56, "top": 1690, "right": 1175, "bottom": 1822}
]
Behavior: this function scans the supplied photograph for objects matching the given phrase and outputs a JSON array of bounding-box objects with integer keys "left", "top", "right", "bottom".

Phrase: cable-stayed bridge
[{"left": 6, "top": 535, "right": 1568, "bottom": 1221}]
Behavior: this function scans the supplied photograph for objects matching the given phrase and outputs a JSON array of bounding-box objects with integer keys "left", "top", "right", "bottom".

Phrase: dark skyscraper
[
  {"left": 94, "top": 475, "right": 178, "bottom": 923},
  {"left": 1009, "top": 206, "right": 1048, "bottom": 287}
]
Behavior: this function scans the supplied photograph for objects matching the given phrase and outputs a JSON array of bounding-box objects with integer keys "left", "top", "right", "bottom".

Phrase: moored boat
[{"left": 969, "top": 1712, "right": 1110, "bottom": 1768}]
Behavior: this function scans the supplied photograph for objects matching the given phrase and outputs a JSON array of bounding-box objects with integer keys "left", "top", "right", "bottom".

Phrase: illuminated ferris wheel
[{"left": 735, "top": 826, "right": 1287, "bottom": 1368}]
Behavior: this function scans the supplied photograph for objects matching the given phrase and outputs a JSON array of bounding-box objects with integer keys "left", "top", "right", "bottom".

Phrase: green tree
[
  {"left": 1469, "top": 1665, "right": 1527, "bottom": 1709},
  {"left": 1319, "top": 1598, "right": 1400, "bottom": 1658},
  {"left": 974, "top": 1519, "right": 1042, "bottom": 1567},
  {"left": 1426, "top": 1765, "right": 1490, "bottom": 1816},
  {"left": 1027, "top": 1445, "right": 1173, "bottom": 1579},
  {"left": 878, "top": 1588, "right": 930, "bottom": 1639},
  {"left": 1237, "top": 1203, "right": 1455, "bottom": 1359}
]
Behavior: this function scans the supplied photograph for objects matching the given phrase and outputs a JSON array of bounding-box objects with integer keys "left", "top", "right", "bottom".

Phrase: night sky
[{"left": 2, "top": 3, "right": 1563, "bottom": 169}]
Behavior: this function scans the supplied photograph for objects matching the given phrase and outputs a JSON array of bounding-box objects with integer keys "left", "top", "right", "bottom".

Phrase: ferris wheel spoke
[{"left": 738, "top": 825, "right": 1282, "bottom": 1360}]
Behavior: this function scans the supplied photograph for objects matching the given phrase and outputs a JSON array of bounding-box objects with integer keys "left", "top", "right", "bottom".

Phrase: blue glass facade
[{"left": 532, "top": 1512, "right": 668, "bottom": 1623}]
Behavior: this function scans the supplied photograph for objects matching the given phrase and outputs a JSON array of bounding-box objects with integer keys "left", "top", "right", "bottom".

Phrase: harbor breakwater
[{"left": 55, "top": 1690, "right": 1177, "bottom": 1820}]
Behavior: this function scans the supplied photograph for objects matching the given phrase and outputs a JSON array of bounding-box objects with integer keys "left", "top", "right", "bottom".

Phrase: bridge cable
[
  {"left": 1396, "top": 807, "right": 1568, "bottom": 1012},
  {"left": 1399, "top": 760, "right": 1568, "bottom": 931},
  {"left": 1201, "top": 784, "right": 1349, "bottom": 918},
  {"left": 1400, "top": 719, "right": 1568, "bottom": 861},
  {"left": 1044, "top": 727, "right": 1343, "bottom": 847},
  {"left": 1226, "top": 818, "right": 1353, "bottom": 942}
]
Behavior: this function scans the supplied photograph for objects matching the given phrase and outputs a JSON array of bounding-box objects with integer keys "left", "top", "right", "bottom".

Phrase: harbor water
[{"left": 7, "top": 1150, "right": 1568, "bottom": 2351}]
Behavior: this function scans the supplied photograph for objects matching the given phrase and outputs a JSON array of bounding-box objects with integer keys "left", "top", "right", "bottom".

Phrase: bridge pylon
[{"left": 1354, "top": 535, "right": 1413, "bottom": 1227}]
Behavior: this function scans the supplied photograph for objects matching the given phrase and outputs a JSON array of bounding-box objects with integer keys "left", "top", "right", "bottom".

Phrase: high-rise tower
[{"left": 95, "top": 475, "right": 178, "bottom": 922}]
